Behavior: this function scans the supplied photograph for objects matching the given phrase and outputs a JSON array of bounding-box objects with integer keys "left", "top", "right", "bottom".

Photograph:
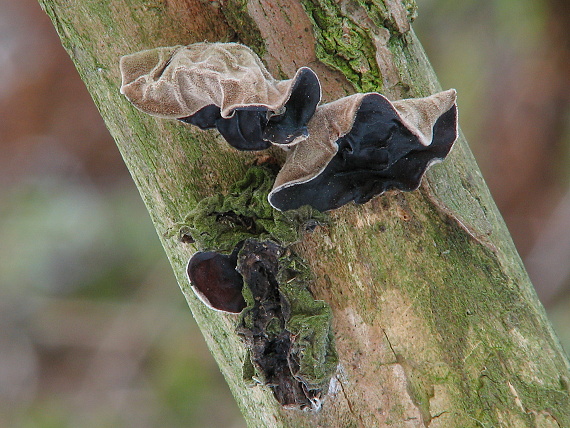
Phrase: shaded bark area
[{"left": 38, "top": 0, "right": 570, "bottom": 427}]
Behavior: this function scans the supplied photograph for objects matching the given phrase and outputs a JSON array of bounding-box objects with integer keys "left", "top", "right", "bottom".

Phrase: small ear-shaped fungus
[
  {"left": 186, "top": 250, "right": 246, "bottom": 313},
  {"left": 120, "top": 43, "right": 321, "bottom": 151},
  {"left": 268, "top": 89, "right": 458, "bottom": 212}
]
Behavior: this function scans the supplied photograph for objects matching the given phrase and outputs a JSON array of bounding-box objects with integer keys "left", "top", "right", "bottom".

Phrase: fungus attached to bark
[
  {"left": 185, "top": 238, "right": 337, "bottom": 409},
  {"left": 186, "top": 249, "right": 246, "bottom": 313},
  {"left": 120, "top": 43, "right": 321, "bottom": 150},
  {"left": 236, "top": 240, "right": 337, "bottom": 410},
  {"left": 268, "top": 89, "right": 458, "bottom": 212}
]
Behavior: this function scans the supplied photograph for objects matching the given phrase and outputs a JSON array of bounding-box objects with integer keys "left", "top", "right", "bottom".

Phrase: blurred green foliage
[{"left": 0, "top": 174, "right": 245, "bottom": 427}]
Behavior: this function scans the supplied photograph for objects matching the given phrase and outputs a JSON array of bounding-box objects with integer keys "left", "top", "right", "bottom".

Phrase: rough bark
[{"left": 38, "top": 0, "right": 570, "bottom": 426}]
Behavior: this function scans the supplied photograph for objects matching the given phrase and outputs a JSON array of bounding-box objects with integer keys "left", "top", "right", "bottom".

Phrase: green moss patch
[
  {"left": 178, "top": 166, "right": 325, "bottom": 253},
  {"left": 300, "top": 0, "right": 382, "bottom": 92}
]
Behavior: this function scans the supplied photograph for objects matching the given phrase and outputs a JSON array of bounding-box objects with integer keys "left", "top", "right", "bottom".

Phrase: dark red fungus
[{"left": 187, "top": 251, "right": 246, "bottom": 313}]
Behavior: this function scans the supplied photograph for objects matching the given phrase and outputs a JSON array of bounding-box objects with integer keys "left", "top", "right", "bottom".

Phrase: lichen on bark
[
  {"left": 221, "top": 0, "right": 266, "bottom": 57},
  {"left": 299, "top": 0, "right": 382, "bottom": 92}
]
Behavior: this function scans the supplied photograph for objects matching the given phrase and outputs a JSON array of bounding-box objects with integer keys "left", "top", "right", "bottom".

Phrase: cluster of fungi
[
  {"left": 119, "top": 42, "right": 458, "bottom": 409},
  {"left": 120, "top": 42, "right": 458, "bottom": 214}
]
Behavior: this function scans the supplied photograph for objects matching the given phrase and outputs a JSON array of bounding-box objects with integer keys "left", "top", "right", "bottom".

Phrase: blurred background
[{"left": 0, "top": 0, "right": 568, "bottom": 426}]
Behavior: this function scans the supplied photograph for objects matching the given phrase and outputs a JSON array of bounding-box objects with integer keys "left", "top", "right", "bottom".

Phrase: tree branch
[{"left": 38, "top": 0, "right": 570, "bottom": 426}]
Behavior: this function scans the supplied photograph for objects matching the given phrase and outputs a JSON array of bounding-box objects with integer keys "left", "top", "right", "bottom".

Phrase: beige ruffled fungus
[
  {"left": 268, "top": 90, "right": 458, "bottom": 212},
  {"left": 120, "top": 43, "right": 321, "bottom": 150}
]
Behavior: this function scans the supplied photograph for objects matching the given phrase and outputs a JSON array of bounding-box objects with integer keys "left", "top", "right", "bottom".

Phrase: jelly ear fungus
[
  {"left": 268, "top": 89, "right": 458, "bottom": 212},
  {"left": 186, "top": 247, "right": 246, "bottom": 314},
  {"left": 120, "top": 43, "right": 321, "bottom": 151}
]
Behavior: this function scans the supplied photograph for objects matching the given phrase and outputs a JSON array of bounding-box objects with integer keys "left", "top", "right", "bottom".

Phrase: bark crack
[
  {"left": 382, "top": 328, "right": 398, "bottom": 360},
  {"left": 427, "top": 410, "right": 448, "bottom": 425},
  {"left": 337, "top": 375, "right": 366, "bottom": 428},
  {"left": 383, "top": 328, "right": 433, "bottom": 424}
]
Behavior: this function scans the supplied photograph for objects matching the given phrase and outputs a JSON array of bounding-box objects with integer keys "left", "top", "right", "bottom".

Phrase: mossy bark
[{"left": 38, "top": 0, "right": 570, "bottom": 426}]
